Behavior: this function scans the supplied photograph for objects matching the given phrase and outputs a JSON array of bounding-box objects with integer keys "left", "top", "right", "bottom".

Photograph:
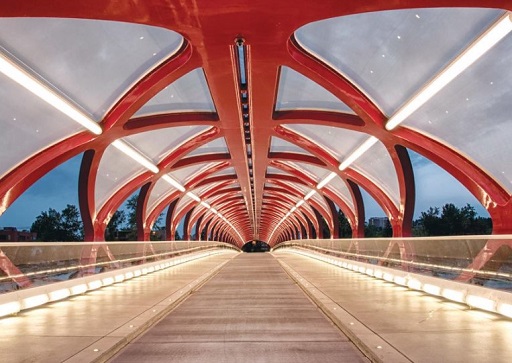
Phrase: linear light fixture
[
  {"left": 296, "top": 199, "right": 305, "bottom": 208},
  {"left": 339, "top": 136, "right": 378, "bottom": 171},
  {"left": 112, "top": 140, "right": 159, "bottom": 173},
  {"left": 304, "top": 190, "right": 317, "bottom": 200},
  {"left": 186, "top": 191, "right": 201, "bottom": 202},
  {"left": 316, "top": 171, "right": 337, "bottom": 189},
  {"left": 162, "top": 175, "right": 185, "bottom": 192},
  {"left": 386, "top": 12, "right": 512, "bottom": 131},
  {"left": 200, "top": 201, "right": 211, "bottom": 209},
  {"left": 0, "top": 51, "right": 102, "bottom": 135}
]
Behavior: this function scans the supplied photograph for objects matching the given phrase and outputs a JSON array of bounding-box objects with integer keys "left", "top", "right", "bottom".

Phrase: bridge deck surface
[
  {"left": 109, "top": 253, "right": 368, "bottom": 363},
  {"left": 275, "top": 252, "right": 512, "bottom": 363}
]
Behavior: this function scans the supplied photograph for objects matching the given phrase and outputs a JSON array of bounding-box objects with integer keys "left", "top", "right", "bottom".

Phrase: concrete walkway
[
  {"left": 0, "top": 252, "right": 236, "bottom": 363},
  {"left": 110, "top": 253, "right": 368, "bottom": 363},
  {"left": 275, "top": 252, "right": 512, "bottom": 363}
]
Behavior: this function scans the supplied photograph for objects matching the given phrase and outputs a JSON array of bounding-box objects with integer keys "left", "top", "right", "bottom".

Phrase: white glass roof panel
[
  {"left": 95, "top": 144, "right": 146, "bottom": 210},
  {"left": 134, "top": 68, "right": 216, "bottom": 116},
  {"left": 172, "top": 162, "right": 222, "bottom": 184},
  {"left": 187, "top": 137, "right": 229, "bottom": 157},
  {"left": 211, "top": 167, "right": 237, "bottom": 177},
  {"left": 326, "top": 176, "right": 354, "bottom": 210},
  {"left": 266, "top": 166, "right": 291, "bottom": 176},
  {"left": 270, "top": 137, "right": 313, "bottom": 155},
  {"left": 284, "top": 124, "right": 367, "bottom": 162},
  {"left": 350, "top": 141, "right": 400, "bottom": 208},
  {"left": 310, "top": 189, "right": 328, "bottom": 210},
  {"left": 276, "top": 66, "right": 353, "bottom": 113},
  {"left": 146, "top": 176, "right": 177, "bottom": 216},
  {"left": 405, "top": 32, "right": 512, "bottom": 193},
  {"left": 0, "top": 18, "right": 183, "bottom": 120},
  {"left": 0, "top": 73, "right": 82, "bottom": 179},
  {"left": 124, "top": 126, "right": 210, "bottom": 164},
  {"left": 283, "top": 161, "right": 331, "bottom": 183},
  {"left": 295, "top": 8, "right": 502, "bottom": 115},
  {"left": 176, "top": 194, "right": 193, "bottom": 216}
]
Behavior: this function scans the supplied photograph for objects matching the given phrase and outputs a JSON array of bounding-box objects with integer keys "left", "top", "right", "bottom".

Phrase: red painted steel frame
[{"left": 0, "top": 0, "right": 511, "bottom": 275}]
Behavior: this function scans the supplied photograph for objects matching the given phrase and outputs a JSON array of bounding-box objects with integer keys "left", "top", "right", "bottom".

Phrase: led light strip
[
  {"left": 0, "top": 50, "right": 102, "bottom": 135},
  {"left": 0, "top": 248, "right": 236, "bottom": 318},
  {"left": 280, "top": 248, "right": 512, "bottom": 320},
  {"left": 386, "top": 12, "right": 512, "bottom": 130}
]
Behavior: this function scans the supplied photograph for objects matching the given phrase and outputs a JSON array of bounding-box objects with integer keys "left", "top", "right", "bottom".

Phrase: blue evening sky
[{"left": 0, "top": 149, "right": 489, "bottom": 230}]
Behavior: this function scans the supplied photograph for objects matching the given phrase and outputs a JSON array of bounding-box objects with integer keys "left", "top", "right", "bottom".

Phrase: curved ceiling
[{"left": 1, "top": 2, "right": 512, "bottom": 247}]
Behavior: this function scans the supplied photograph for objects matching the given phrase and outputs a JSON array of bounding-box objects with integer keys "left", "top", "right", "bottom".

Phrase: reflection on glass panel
[
  {"left": 284, "top": 124, "right": 367, "bottom": 162},
  {"left": 135, "top": 68, "right": 216, "bottom": 116},
  {"left": 0, "top": 242, "right": 237, "bottom": 294},
  {"left": 125, "top": 126, "right": 209, "bottom": 164},
  {"left": 276, "top": 66, "right": 353, "bottom": 113},
  {"left": 146, "top": 177, "right": 177, "bottom": 215},
  {"left": 270, "top": 136, "right": 313, "bottom": 154},
  {"left": 351, "top": 141, "right": 400, "bottom": 208},
  {"left": 295, "top": 8, "right": 502, "bottom": 115},
  {"left": 187, "top": 137, "right": 229, "bottom": 157},
  {"left": 405, "top": 34, "right": 512, "bottom": 194},
  {"left": 0, "top": 18, "right": 183, "bottom": 120},
  {"left": 0, "top": 73, "right": 83, "bottom": 179},
  {"left": 95, "top": 144, "right": 146, "bottom": 210},
  {"left": 274, "top": 237, "right": 512, "bottom": 291},
  {"left": 327, "top": 176, "right": 354, "bottom": 210}
]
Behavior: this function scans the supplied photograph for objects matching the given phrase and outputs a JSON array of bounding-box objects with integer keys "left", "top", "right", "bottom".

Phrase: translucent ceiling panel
[
  {"left": 0, "top": 73, "right": 82, "bottom": 178},
  {"left": 187, "top": 137, "right": 229, "bottom": 157},
  {"left": 125, "top": 126, "right": 210, "bottom": 164},
  {"left": 146, "top": 176, "right": 177, "bottom": 216},
  {"left": 276, "top": 67, "right": 353, "bottom": 113},
  {"left": 310, "top": 189, "right": 328, "bottom": 210},
  {"left": 270, "top": 137, "right": 313, "bottom": 155},
  {"left": 172, "top": 162, "right": 221, "bottom": 184},
  {"left": 284, "top": 161, "right": 331, "bottom": 183},
  {"left": 266, "top": 166, "right": 290, "bottom": 176},
  {"left": 134, "top": 68, "right": 216, "bottom": 116},
  {"left": 405, "top": 33, "right": 512, "bottom": 193},
  {"left": 175, "top": 194, "right": 193, "bottom": 216},
  {"left": 0, "top": 18, "right": 183, "bottom": 120},
  {"left": 295, "top": 8, "right": 502, "bottom": 115},
  {"left": 326, "top": 176, "right": 354, "bottom": 210},
  {"left": 350, "top": 141, "right": 400, "bottom": 207},
  {"left": 211, "top": 167, "right": 236, "bottom": 177},
  {"left": 284, "top": 124, "right": 367, "bottom": 162},
  {"left": 95, "top": 144, "right": 146, "bottom": 210}
]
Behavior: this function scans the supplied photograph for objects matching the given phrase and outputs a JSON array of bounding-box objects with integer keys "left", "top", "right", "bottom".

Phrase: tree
[
  {"left": 105, "top": 210, "right": 126, "bottom": 240},
  {"left": 337, "top": 210, "right": 352, "bottom": 238},
  {"left": 31, "top": 208, "right": 61, "bottom": 241},
  {"left": 61, "top": 204, "right": 83, "bottom": 241},
  {"left": 30, "top": 204, "right": 84, "bottom": 241}
]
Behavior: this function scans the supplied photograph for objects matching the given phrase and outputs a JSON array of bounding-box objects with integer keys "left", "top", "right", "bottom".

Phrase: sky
[{"left": 0, "top": 149, "right": 489, "bottom": 231}]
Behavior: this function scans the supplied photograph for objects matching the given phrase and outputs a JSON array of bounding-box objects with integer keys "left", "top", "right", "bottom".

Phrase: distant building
[
  {"left": 0, "top": 227, "right": 37, "bottom": 242},
  {"left": 368, "top": 217, "right": 389, "bottom": 229}
]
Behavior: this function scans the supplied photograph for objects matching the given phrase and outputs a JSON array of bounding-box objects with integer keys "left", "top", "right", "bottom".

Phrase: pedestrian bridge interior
[{"left": 1, "top": 1, "right": 512, "bottom": 362}]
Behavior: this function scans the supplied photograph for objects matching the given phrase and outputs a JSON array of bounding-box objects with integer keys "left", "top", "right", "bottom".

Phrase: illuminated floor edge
[
  {"left": 0, "top": 248, "right": 236, "bottom": 318},
  {"left": 276, "top": 248, "right": 512, "bottom": 318},
  {"left": 0, "top": 252, "right": 237, "bottom": 363},
  {"left": 274, "top": 252, "right": 512, "bottom": 363}
]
